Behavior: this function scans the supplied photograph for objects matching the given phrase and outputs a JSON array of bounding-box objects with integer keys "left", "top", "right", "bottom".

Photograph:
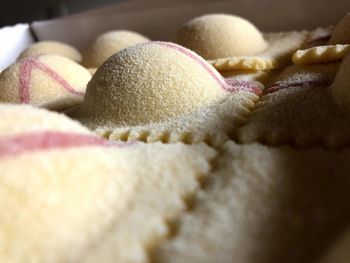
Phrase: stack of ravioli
[{"left": 0, "top": 11, "right": 350, "bottom": 263}]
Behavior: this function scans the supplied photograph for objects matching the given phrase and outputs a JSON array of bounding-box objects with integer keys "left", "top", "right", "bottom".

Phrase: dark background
[{"left": 0, "top": 0, "right": 124, "bottom": 27}]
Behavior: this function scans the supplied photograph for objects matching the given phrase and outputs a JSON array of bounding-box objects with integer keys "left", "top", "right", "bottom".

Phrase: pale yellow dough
[
  {"left": 0, "top": 54, "right": 91, "bottom": 111},
  {"left": 68, "top": 42, "right": 229, "bottom": 127},
  {"left": 95, "top": 89, "right": 259, "bottom": 146},
  {"left": 331, "top": 53, "right": 350, "bottom": 111},
  {"left": 329, "top": 13, "right": 350, "bottom": 45},
  {"left": 208, "top": 56, "right": 277, "bottom": 71},
  {"left": 18, "top": 41, "right": 82, "bottom": 63},
  {"left": 0, "top": 105, "right": 134, "bottom": 262},
  {"left": 292, "top": 14, "right": 350, "bottom": 66},
  {"left": 82, "top": 30, "right": 150, "bottom": 68},
  {"left": 68, "top": 42, "right": 263, "bottom": 145},
  {"left": 176, "top": 14, "right": 268, "bottom": 60},
  {"left": 0, "top": 104, "right": 216, "bottom": 263},
  {"left": 176, "top": 14, "right": 306, "bottom": 71},
  {"left": 81, "top": 143, "right": 216, "bottom": 263},
  {"left": 154, "top": 140, "right": 350, "bottom": 263},
  {"left": 292, "top": 44, "right": 350, "bottom": 65},
  {"left": 210, "top": 31, "right": 307, "bottom": 71},
  {"left": 209, "top": 31, "right": 307, "bottom": 72}
]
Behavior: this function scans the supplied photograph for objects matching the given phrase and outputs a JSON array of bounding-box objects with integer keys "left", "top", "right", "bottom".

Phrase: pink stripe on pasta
[
  {"left": 18, "top": 59, "right": 33, "bottom": 103},
  {"left": 225, "top": 78, "right": 262, "bottom": 95},
  {"left": 0, "top": 131, "right": 128, "bottom": 158},
  {"left": 18, "top": 56, "right": 84, "bottom": 103},
  {"left": 150, "top": 42, "right": 262, "bottom": 95},
  {"left": 151, "top": 41, "right": 230, "bottom": 91},
  {"left": 266, "top": 79, "right": 333, "bottom": 94}
]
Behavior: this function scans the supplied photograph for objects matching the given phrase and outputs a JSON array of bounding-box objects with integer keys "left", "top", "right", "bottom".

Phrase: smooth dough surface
[
  {"left": 292, "top": 44, "right": 350, "bottom": 65},
  {"left": 208, "top": 55, "right": 277, "bottom": 71}
]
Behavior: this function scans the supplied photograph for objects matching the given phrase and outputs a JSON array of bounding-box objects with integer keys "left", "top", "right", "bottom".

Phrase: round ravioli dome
[
  {"left": 70, "top": 41, "right": 229, "bottom": 127},
  {"left": 176, "top": 14, "right": 268, "bottom": 60},
  {"left": 0, "top": 54, "right": 91, "bottom": 110},
  {"left": 81, "top": 30, "right": 150, "bottom": 68},
  {"left": 17, "top": 41, "right": 82, "bottom": 62},
  {"left": 331, "top": 53, "right": 350, "bottom": 111},
  {"left": 329, "top": 13, "right": 350, "bottom": 45},
  {"left": 0, "top": 104, "right": 133, "bottom": 262}
]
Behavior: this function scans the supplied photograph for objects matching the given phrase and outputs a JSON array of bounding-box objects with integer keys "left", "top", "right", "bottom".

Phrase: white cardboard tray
[{"left": 0, "top": 0, "right": 349, "bottom": 69}]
